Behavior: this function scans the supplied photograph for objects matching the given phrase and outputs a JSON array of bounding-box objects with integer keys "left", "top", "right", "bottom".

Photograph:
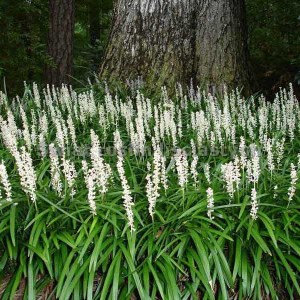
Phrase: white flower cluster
[
  {"left": 247, "top": 149, "right": 260, "bottom": 185},
  {"left": 61, "top": 156, "right": 77, "bottom": 197},
  {"left": 266, "top": 138, "right": 275, "bottom": 173},
  {"left": 80, "top": 130, "right": 113, "bottom": 215},
  {"left": 49, "top": 144, "right": 63, "bottom": 196},
  {"left": 82, "top": 160, "right": 97, "bottom": 215},
  {"left": 239, "top": 137, "right": 247, "bottom": 169},
  {"left": 250, "top": 188, "right": 258, "bottom": 220},
  {"left": 275, "top": 138, "right": 285, "bottom": 166},
  {"left": 90, "top": 130, "right": 112, "bottom": 194},
  {"left": 0, "top": 161, "right": 12, "bottom": 202},
  {"left": 273, "top": 185, "right": 278, "bottom": 199},
  {"left": 0, "top": 117, "right": 19, "bottom": 155},
  {"left": 1, "top": 82, "right": 300, "bottom": 231},
  {"left": 190, "top": 139, "right": 199, "bottom": 186},
  {"left": 206, "top": 187, "right": 214, "bottom": 220},
  {"left": 114, "top": 130, "right": 135, "bottom": 232},
  {"left": 174, "top": 149, "right": 189, "bottom": 188},
  {"left": 204, "top": 163, "right": 211, "bottom": 184},
  {"left": 221, "top": 158, "right": 241, "bottom": 199},
  {"left": 15, "top": 147, "right": 37, "bottom": 203},
  {"left": 146, "top": 139, "right": 167, "bottom": 218},
  {"left": 67, "top": 115, "right": 78, "bottom": 152},
  {"left": 38, "top": 113, "right": 49, "bottom": 158},
  {"left": 288, "top": 163, "right": 297, "bottom": 203},
  {"left": 55, "top": 118, "right": 66, "bottom": 155}
]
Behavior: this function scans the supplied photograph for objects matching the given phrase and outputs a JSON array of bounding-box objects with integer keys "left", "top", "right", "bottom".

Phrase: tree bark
[
  {"left": 46, "top": 0, "right": 75, "bottom": 86},
  {"left": 100, "top": 0, "right": 253, "bottom": 93}
]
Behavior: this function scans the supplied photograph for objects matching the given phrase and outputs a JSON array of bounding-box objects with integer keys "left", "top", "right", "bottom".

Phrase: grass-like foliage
[{"left": 0, "top": 83, "right": 300, "bottom": 299}]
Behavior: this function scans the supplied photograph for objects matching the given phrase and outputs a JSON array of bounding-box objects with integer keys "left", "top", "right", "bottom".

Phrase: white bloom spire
[
  {"left": 90, "top": 130, "right": 112, "bottom": 194},
  {"left": 288, "top": 163, "right": 297, "bottom": 203},
  {"left": 114, "top": 130, "right": 135, "bottom": 232},
  {"left": 82, "top": 160, "right": 97, "bottom": 215},
  {"left": 49, "top": 144, "right": 63, "bottom": 196},
  {"left": 146, "top": 139, "right": 164, "bottom": 218},
  {"left": 15, "top": 147, "right": 37, "bottom": 203},
  {"left": 250, "top": 188, "right": 258, "bottom": 220},
  {"left": 0, "top": 161, "right": 12, "bottom": 202},
  {"left": 206, "top": 187, "right": 214, "bottom": 220},
  {"left": 174, "top": 148, "right": 189, "bottom": 188}
]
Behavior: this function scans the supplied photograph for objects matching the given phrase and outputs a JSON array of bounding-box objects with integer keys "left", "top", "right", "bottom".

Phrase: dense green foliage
[
  {"left": 0, "top": 84, "right": 300, "bottom": 298},
  {"left": 247, "top": 0, "right": 300, "bottom": 95},
  {"left": 0, "top": 0, "right": 48, "bottom": 91},
  {"left": 0, "top": 0, "right": 113, "bottom": 95}
]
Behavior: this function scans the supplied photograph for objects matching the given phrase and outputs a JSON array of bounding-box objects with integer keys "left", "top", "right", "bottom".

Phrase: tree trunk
[
  {"left": 46, "top": 0, "right": 75, "bottom": 86},
  {"left": 100, "top": 0, "right": 253, "bottom": 93}
]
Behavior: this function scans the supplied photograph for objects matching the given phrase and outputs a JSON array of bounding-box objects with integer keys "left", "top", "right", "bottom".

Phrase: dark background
[{"left": 0, "top": 0, "right": 299, "bottom": 97}]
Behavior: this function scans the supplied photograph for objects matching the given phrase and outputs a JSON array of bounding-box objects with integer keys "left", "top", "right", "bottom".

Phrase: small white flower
[
  {"left": 239, "top": 138, "right": 247, "bottom": 169},
  {"left": 90, "top": 130, "right": 112, "bottom": 194},
  {"left": 49, "top": 144, "right": 63, "bottom": 196},
  {"left": 275, "top": 138, "right": 285, "bottom": 166},
  {"left": 221, "top": 160, "right": 240, "bottom": 199},
  {"left": 266, "top": 139, "right": 275, "bottom": 173},
  {"left": 67, "top": 115, "right": 78, "bottom": 152},
  {"left": 114, "top": 130, "right": 135, "bottom": 232},
  {"left": 288, "top": 163, "right": 297, "bottom": 202},
  {"left": 177, "top": 109, "right": 182, "bottom": 138},
  {"left": 250, "top": 188, "right": 258, "bottom": 220},
  {"left": 114, "top": 129, "right": 123, "bottom": 154},
  {"left": 233, "top": 156, "right": 241, "bottom": 187},
  {"left": 0, "top": 161, "right": 12, "bottom": 202},
  {"left": 247, "top": 149, "right": 260, "bottom": 185},
  {"left": 146, "top": 169, "right": 155, "bottom": 219},
  {"left": 32, "top": 82, "right": 41, "bottom": 108},
  {"left": 31, "top": 110, "right": 37, "bottom": 147},
  {"left": 40, "top": 113, "right": 49, "bottom": 136},
  {"left": 190, "top": 139, "right": 199, "bottom": 186},
  {"left": 61, "top": 156, "right": 77, "bottom": 197},
  {"left": 206, "top": 187, "right": 214, "bottom": 220},
  {"left": 55, "top": 118, "right": 66, "bottom": 155},
  {"left": 146, "top": 139, "right": 165, "bottom": 218},
  {"left": 204, "top": 163, "right": 211, "bottom": 184},
  {"left": 82, "top": 161, "right": 97, "bottom": 215},
  {"left": 15, "top": 147, "right": 37, "bottom": 203},
  {"left": 273, "top": 185, "right": 278, "bottom": 199},
  {"left": 0, "top": 118, "right": 18, "bottom": 155},
  {"left": 174, "top": 149, "right": 189, "bottom": 188},
  {"left": 38, "top": 133, "right": 47, "bottom": 158}
]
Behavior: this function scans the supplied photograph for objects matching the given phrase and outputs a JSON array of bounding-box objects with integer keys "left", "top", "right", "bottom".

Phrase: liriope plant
[{"left": 0, "top": 82, "right": 299, "bottom": 299}]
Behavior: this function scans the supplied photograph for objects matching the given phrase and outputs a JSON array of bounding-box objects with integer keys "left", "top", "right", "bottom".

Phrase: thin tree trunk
[
  {"left": 100, "top": 0, "right": 253, "bottom": 94},
  {"left": 46, "top": 0, "right": 75, "bottom": 86}
]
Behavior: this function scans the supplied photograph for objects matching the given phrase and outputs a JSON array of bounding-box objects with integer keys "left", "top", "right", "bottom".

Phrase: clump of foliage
[
  {"left": 0, "top": 0, "right": 113, "bottom": 95},
  {"left": 247, "top": 0, "right": 300, "bottom": 94},
  {"left": 0, "top": 83, "right": 300, "bottom": 299},
  {"left": 0, "top": 0, "right": 49, "bottom": 94}
]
